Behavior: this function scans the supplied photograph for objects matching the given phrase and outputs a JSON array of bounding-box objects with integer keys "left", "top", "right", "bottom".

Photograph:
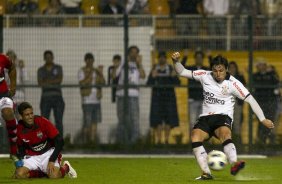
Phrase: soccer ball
[{"left": 207, "top": 150, "right": 228, "bottom": 171}]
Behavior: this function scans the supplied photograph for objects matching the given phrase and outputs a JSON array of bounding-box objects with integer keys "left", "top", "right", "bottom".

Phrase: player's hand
[
  {"left": 171, "top": 52, "right": 180, "bottom": 63},
  {"left": 9, "top": 88, "right": 16, "bottom": 97},
  {"left": 136, "top": 55, "right": 143, "bottom": 68},
  {"left": 47, "top": 162, "right": 56, "bottom": 175},
  {"left": 261, "top": 119, "right": 275, "bottom": 129},
  {"left": 152, "top": 69, "right": 158, "bottom": 78}
]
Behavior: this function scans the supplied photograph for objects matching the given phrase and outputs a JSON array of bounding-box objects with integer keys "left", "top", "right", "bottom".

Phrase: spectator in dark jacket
[{"left": 147, "top": 51, "right": 180, "bottom": 144}]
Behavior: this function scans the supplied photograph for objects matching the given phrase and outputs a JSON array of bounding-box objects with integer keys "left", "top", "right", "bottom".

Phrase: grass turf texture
[{"left": 0, "top": 157, "right": 282, "bottom": 184}]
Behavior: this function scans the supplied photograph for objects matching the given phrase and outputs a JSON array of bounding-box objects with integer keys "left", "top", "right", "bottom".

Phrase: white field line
[{"left": 0, "top": 154, "right": 267, "bottom": 159}]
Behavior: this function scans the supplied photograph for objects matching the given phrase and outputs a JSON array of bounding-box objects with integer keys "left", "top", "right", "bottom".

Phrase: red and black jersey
[
  {"left": 17, "top": 116, "right": 59, "bottom": 156},
  {"left": 0, "top": 54, "right": 12, "bottom": 94}
]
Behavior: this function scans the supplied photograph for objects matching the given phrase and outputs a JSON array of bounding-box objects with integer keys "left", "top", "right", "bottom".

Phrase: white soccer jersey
[{"left": 192, "top": 70, "right": 250, "bottom": 121}]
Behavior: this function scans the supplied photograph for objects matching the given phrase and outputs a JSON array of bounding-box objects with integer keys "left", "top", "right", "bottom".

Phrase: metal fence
[{"left": 0, "top": 15, "right": 281, "bottom": 154}]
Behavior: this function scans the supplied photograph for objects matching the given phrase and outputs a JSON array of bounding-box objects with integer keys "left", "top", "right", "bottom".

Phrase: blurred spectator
[
  {"left": 102, "top": 0, "right": 124, "bottom": 14},
  {"left": 181, "top": 49, "right": 209, "bottom": 136},
  {"left": 147, "top": 51, "right": 180, "bottom": 144},
  {"left": 203, "top": 0, "right": 229, "bottom": 36},
  {"left": 261, "top": 0, "right": 282, "bottom": 36},
  {"left": 113, "top": 45, "right": 146, "bottom": 144},
  {"left": 13, "top": 0, "right": 39, "bottom": 14},
  {"left": 266, "top": 64, "right": 281, "bottom": 124},
  {"left": 125, "top": 0, "right": 149, "bottom": 14},
  {"left": 253, "top": 59, "right": 279, "bottom": 145},
  {"left": 176, "top": 0, "right": 203, "bottom": 14},
  {"left": 37, "top": 50, "right": 65, "bottom": 137},
  {"left": 42, "top": 0, "right": 65, "bottom": 26},
  {"left": 43, "top": 0, "right": 65, "bottom": 14},
  {"left": 61, "top": 0, "right": 82, "bottom": 14},
  {"left": 228, "top": 61, "right": 246, "bottom": 144},
  {"left": 5, "top": 50, "right": 29, "bottom": 119},
  {"left": 175, "top": 0, "right": 204, "bottom": 35},
  {"left": 78, "top": 53, "right": 105, "bottom": 144},
  {"left": 108, "top": 54, "right": 121, "bottom": 103}
]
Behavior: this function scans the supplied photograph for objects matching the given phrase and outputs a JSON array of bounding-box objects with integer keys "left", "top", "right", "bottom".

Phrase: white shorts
[
  {"left": 0, "top": 97, "right": 14, "bottom": 125},
  {"left": 23, "top": 148, "right": 62, "bottom": 173}
]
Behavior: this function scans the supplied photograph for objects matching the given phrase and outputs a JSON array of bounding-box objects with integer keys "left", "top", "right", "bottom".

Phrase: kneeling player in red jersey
[{"left": 14, "top": 102, "right": 77, "bottom": 179}]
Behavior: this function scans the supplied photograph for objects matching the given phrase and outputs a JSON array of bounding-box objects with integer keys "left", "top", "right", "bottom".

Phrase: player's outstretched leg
[
  {"left": 63, "top": 161, "right": 77, "bottom": 178},
  {"left": 192, "top": 142, "right": 213, "bottom": 180},
  {"left": 222, "top": 139, "right": 245, "bottom": 175}
]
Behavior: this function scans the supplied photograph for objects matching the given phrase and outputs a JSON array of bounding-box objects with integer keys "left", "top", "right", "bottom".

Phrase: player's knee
[
  {"left": 15, "top": 168, "right": 29, "bottom": 179},
  {"left": 218, "top": 133, "right": 232, "bottom": 143},
  {"left": 1, "top": 107, "right": 14, "bottom": 120}
]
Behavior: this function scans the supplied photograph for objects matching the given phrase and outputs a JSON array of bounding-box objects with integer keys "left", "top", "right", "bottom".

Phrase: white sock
[
  {"left": 223, "top": 143, "right": 237, "bottom": 164},
  {"left": 193, "top": 145, "right": 211, "bottom": 174}
]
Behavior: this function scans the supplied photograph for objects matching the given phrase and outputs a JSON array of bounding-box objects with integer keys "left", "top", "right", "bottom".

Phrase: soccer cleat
[
  {"left": 195, "top": 173, "right": 213, "bottom": 180},
  {"left": 63, "top": 161, "right": 77, "bottom": 178},
  {"left": 231, "top": 160, "right": 245, "bottom": 175}
]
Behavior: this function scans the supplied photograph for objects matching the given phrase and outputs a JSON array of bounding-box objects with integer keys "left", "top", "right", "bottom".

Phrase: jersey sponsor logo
[
  {"left": 203, "top": 91, "right": 225, "bottom": 105},
  {"left": 194, "top": 71, "right": 206, "bottom": 76},
  {"left": 233, "top": 82, "right": 245, "bottom": 98},
  {"left": 37, "top": 131, "right": 43, "bottom": 139},
  {"left": 32, "top": 140, "right": 48, "bottom": 152}
]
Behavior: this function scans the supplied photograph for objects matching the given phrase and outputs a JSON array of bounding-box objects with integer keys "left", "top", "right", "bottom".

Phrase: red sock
[
  {"left": 60, "top": 164, "right": 69, "bottom": 177},
  {"left": 29, "top": 170, "right": 46, "bottom": 178},
  {"left": 5, "top": 119, "right": 17, "bottom": 155}
]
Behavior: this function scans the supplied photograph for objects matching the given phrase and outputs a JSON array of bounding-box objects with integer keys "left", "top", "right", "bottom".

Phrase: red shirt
[
  {"left": 17, "top": 116, "right": 59, "bottom": 156},
  {"left": 0, "top": 54, "right": 12, "bottom": 93}
]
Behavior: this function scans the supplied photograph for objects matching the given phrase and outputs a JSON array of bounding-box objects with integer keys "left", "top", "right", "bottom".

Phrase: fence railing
[{"left": 3, "top": 15, "right": 282, "bottom": 50}]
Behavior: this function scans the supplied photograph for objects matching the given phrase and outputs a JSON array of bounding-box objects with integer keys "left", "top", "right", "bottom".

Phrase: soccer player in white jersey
[{"left": 171, "top": 52, "right": 275, "bottom": 180}]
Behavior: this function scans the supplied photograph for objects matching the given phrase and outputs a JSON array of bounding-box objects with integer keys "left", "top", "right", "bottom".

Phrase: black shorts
[{"left": 193, "top": 114, "right": 232, "bottom": 137}]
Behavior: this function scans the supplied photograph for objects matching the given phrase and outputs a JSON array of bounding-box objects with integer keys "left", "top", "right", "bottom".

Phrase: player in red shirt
[
  {"left": 15, "top": 102, "right": 77, "bottom": 179},
  {"left": 0, "top": 53, "right": 18, "bottom": 159}
]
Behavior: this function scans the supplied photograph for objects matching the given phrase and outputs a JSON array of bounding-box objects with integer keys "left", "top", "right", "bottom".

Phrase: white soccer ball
[{"left": 207, "top": 150, "right": 228, "bottom": 171}]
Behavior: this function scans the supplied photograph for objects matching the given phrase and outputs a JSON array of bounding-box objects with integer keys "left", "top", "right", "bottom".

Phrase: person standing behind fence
[
  {"left": 147, "top": 51, "right": 180, "bottom": 144},
  {"left": 108, "top": 54, "right": 121, "bottom": 103},
  {"left": 37, "top": 50, "right": 65, "bottom": 137},
  {"left": 113, "top": 45, "right": 146, "bottom": 144},
  {"left": 253, "top": 59, "right": 279, "bottom": 145},
  {"left": 181, "top": 50, "right": 209, "bottom": 137},
  {"left": 228, "top": 61, "right": 246, "bottom": 144},
  {"left": 78, "top": 53, "right": 105, "bottom": 144}
]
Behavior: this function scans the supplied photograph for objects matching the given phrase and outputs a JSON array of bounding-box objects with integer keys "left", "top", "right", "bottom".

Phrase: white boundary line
[{"left": 0, "top": 154, "right": 267, "bottom": 159}]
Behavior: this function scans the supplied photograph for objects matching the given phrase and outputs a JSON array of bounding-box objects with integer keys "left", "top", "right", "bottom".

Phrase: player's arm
[
  {"left": 232, "top": 79, "right": 275, "bottom": 129},
  {"left": 49, "top": 134, "right": 64, "bottom": 162},
  {"left": 8, "top": 59, "right": 17, "bottom": 97},
  {"left": 171, "top": 52, "right": 193, "bottom": 78},
  {"left": 47, "top": 66, "right": 63, "bottom": 85},
  {"left": 244, "top": 95, "right": 275, "bottom": 129}
]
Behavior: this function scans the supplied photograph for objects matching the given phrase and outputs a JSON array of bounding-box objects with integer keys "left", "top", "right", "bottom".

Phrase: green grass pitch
[{"left": 1, "top": 157, "right": 282, "bottom": 184}]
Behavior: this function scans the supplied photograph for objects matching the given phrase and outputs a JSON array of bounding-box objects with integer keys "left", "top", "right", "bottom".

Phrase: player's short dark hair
[
  {"left": 18, "top": 102, "right": 33, "bottom": 115},
  {"left": 84, "top": 53, "right": 94, "bottom": 61},
  {"left": 43, "top": 50, "right": 53, "bottom": 58},
  {"left": 128, "top": 45, "right": 140, "bottom": 53},
  {"left": 210, "top": 55, "right": 228, "bottom": 69},
  {"left": 113, "top": 54, "right": 121, "bottom": 60},
  {"left": 158, "top": 51, "right": 166, "bottom": 58}
]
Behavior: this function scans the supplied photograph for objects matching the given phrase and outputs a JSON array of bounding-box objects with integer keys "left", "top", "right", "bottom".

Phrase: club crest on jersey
[
  {"left": 221, "top": 85, "right": 229, "bottom": 95},
  {"left": 37, "top": 131, "right": 43, "bottom": 139}
]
